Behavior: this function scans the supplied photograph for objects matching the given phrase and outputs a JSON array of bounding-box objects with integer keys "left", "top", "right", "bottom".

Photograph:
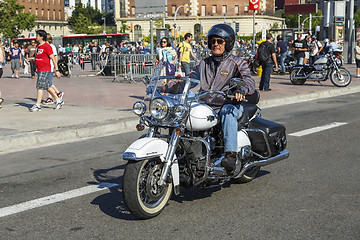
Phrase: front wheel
[
  {"left": 122, "top": 159, "right": 173, "bottom": 219},
  {"left": 330, "top": 68, "right": 351, "bottom": 87},
  {"left": 290, "top": 68, "right": 306, "bottom": 85}
]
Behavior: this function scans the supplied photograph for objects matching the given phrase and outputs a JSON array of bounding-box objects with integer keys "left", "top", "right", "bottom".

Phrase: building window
[
  {"left": 53, "top": 10, "right": 55, "bottom": 20},
  {"left": 29, "top": 8, "right": 32, "bottom": 13},
  {"left": 59, "top": 10, "right": 61, "bottom": 19},
  {"left": 212, "top": 5, "right": 216, "bottom": 14},
  {"left": 47, "top": 0, "right": 49, "bottom": 4},
  {"left": 42, "top": 9, "right": 44, "bottom": 17},
  {"left": 47, "top": 9, "right": 50, "bottom": 20},
  {"left": 244, "top": 6, "right": 249, "bottom": 13},
  {"left": 235, "top": 5, "right": 239, "bottom": 14},
  {"left": 172, "top": 5, "right": 176, "bottom": 14},
  {"left": 201, "top": 5, "right": 205, "bottom": 16},
  {"left": 131, "top": 7, "right": 135, "bottom": 15},
  {"left": 36, "top": 8, "right": 38, "bottom": 15},
  {"left": 222, "top": 5, "right": 227, "bottom": 14}
]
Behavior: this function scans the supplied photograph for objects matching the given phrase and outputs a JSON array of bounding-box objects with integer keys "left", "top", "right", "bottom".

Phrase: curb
[
  {"left": 258, "top": 85, "right": 360, "bottom": 109},
  {"left": 1, "top": 85, "right": 360, "bottom": 154},
  {"left": 0, "top": 117, "right": 139, "bottom": 155}
]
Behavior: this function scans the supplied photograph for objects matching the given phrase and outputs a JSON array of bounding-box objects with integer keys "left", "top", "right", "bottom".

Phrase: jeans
[
  {"left": 260, "top": 63, "right": 273, "bottom": 90},
  {"left": 280, "top": 52, "right": 287, "bottom": 73},
  {"left": 296, "top": 57, "right": 304, "bottom": 65},
  {"left": 181, "top": 61, "right": 191, "bottom": 76},
  {"left": 30, "top": 61, "right": 36, "bottom": 77},
  {"left": 309, "top": 55, "right": 319, "bottom": 65},
  {"left": 219, "top": 104, "right": 244, "bottom": 153}
]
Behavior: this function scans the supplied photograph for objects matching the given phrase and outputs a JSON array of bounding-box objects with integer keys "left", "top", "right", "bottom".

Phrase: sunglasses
[
  {"left": 210, "top": 38, "right": 225, "bottom": 45},
  {"left": 161, "top": 41, "right": 167, "bottom": 43}
]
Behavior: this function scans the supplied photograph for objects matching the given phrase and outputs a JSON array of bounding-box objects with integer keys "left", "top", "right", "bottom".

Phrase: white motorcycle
[{"left": 122, "top": 63, "right": 290, "bottom": 219}]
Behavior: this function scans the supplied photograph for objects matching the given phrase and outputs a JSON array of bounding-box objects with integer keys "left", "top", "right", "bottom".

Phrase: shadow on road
[{"left": 90, "top": 165, "right": 137, "bottom": 221}]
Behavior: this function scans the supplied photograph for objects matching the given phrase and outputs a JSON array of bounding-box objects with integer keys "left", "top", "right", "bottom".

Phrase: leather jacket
[{"left": 189, "top": 53, "right": 255, "bottom": 110}]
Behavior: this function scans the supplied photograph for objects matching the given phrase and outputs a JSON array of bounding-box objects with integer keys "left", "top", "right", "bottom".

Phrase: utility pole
[{"left": 348, "top": 0, "right": 355, "bottom": 64}]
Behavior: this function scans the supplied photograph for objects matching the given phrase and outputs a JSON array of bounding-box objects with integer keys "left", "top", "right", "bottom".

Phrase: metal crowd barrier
[{"left": 109, "top": 54, "right": 157, "bottom": 83}]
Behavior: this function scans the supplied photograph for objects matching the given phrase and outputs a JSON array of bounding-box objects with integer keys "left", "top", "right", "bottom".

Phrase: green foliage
[
  {"left": 68, "top": 4, "right": 115, "bottom": 34},
  {"left": 355, "top": 9, "right": 360, "bottom": 28},
  {"left": 0, "top": 0, "right": 37, "bottom": 39},
  {"left": 280, "top": 9, "right": 323, "bottom": 30},
  {"left": 119, "top": 20, "right": 130, "bottom": 33}
]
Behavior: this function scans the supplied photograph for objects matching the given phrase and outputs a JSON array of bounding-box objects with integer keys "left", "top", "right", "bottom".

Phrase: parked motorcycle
[
  {"left": 290, "top": 52, "right": 351, "bottom": 87},
  {"left": 248, "top": 53, "right": 295, "bottom": 75},
  {"left": 332, "top": 49, "right": 344, "bottom": 67},
  {"left": 58, "top": 51, "right": 71, "bottom": 77},
  {"left": 121, "top": 63, "right": 290, "bottom": 219}
]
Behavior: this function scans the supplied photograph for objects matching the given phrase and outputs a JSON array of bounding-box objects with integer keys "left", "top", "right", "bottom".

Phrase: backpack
[{"left": 257, "top": 41, "right": 270, "bottom": 63}]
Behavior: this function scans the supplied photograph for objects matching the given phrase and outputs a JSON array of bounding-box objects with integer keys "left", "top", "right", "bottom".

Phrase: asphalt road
[{"left": 1, "top": 93, "right": 360, "bottom": 240}]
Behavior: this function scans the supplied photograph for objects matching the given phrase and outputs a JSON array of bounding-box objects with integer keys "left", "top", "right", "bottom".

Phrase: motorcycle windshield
[{"left": 144, "top": 61, "right": 200, "bottom": 102}]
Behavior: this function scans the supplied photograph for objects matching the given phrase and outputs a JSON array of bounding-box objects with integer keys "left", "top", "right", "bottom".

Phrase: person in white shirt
[
  {"left": 43, "top": 33, "right": 64, "bottom": 105},
  {"left": 309, "top": 35, "right": 323, "bottom": 65}
]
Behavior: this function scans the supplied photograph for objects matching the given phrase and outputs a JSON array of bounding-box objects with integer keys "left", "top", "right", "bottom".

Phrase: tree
[
  {"left": 119, "top": 20, "right": 129, "bottom": 33},
  {"left": 72, "top": 13, "right": 97, "bottom": 34},
  {"left": 355, "top": 9, "right": 360, "bottom": 28},
  {"left": 0, "top": 0, "right": 37, "bottom": 39},
  {"left": 68, "top": 4, "right": 115, "bottom": 33},
  {"left": 280, "top": 9, "right": 323, "bottom": 30}
]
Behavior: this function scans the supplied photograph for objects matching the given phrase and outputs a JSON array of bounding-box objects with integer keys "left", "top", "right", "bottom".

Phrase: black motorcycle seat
[{"left": 238, "top": 104, "right": 258, "bottom": 130}]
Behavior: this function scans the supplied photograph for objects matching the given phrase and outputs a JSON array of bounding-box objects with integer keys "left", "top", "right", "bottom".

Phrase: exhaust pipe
[{"left": 235, "top": 150, "right": 290, "bottom": 178}]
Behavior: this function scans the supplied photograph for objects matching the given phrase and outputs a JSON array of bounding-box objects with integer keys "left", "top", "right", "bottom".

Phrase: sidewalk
[{"left": 1, "top": 63, "right": 359, "bottom": 154}]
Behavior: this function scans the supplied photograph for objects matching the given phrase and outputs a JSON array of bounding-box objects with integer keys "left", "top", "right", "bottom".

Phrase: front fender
[
  {"left": 122, "top": 137, "right": 168, "bottom": 161},
  {"left": 122, "top": 137, "right": 180, "bottom": 195}
]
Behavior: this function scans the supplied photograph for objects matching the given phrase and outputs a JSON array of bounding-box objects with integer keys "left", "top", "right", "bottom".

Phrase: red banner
[{"left": 249, "top": 0, "right": 259, "bottom": 11}]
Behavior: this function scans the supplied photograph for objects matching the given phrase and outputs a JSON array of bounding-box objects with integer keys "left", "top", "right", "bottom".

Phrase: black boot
[{"left": 221, "top": 152, "right": 237, "bottom": 173}]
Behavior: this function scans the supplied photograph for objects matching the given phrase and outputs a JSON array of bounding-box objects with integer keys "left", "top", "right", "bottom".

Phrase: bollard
[{"left": 257, "top": 65, "right": 262, "bottom": 76}]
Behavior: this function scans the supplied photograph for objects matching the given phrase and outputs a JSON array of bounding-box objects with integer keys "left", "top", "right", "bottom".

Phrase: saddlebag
[{"left": 246, "top": 117, "right": 287, "bottom": 157}]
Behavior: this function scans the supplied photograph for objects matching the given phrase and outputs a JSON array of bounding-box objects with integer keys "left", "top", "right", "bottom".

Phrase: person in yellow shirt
[{"left": 179, "top": 33, "right": 199, "bottom": 76}]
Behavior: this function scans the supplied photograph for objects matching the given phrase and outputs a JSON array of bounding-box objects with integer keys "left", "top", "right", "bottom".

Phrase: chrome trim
[
  {"left": 234, "top": 150, "right": 289, "bottom": 179},
  {"left": 122, "top": 152, "right": 163, "bottom": 161}
]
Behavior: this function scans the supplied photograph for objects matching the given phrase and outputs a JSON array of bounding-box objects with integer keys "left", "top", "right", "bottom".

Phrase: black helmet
[
  {"left": 207, "top": 24, "right": 235, "bottom": 52},
  {"left": 311, "top": 35, "right": 316, "bottom": 40},
  {"left": 277, "top": 35, "right": 283, "bottom": 41}
]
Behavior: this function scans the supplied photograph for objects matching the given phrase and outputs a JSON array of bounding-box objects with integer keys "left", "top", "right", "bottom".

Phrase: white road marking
[
  {"left": 0, "top": 182, "right": 120, "bottom": 218},
  {"left": 289, "top": 122, "right": 348, "bottom": 137}
]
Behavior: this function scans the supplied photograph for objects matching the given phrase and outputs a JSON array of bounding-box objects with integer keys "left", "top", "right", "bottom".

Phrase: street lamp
[
  {"left": 301, "top": 15, "right": 323, "bottom": 32},
  {"left": 102, "top": 17, "right": 106, "bottom": 34},
  {"left": 224, "top": 5, "right": 249, "bottom": 23},
  {"left": 174, "top": 4, "right": 188, "bottom": 45}
]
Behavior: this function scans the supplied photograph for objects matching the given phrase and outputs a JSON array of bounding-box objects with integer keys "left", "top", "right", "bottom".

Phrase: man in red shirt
[{"left": 29, "top": 30, "right": 63, "bottom": 112}]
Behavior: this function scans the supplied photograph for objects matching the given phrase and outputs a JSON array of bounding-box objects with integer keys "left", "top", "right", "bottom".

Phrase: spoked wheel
[
  {"left": 290, "top": 68, "right": 306, "bottom": 85},
  {"left": 335, "top": 57, "right": 344, "bottom": 67},
  {"left": 233, "top": 166, "right": 260, "bottom": 183},
  {"left": 330, "top": 68, "right": 351, "bottom": 87},
  {"left": 123, "top": 159, "right": 173, "bottom": 219}
]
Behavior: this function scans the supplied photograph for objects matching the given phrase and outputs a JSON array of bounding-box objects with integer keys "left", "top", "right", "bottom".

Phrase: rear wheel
[
  {"left": 233, "top": 166, "right": 261, "bottom": 183},
  {"left": 290, "top": 68, "right": 306, "bottom": 85},
  {"left": 123, "top": 159, "right": 173, "bottom": 219},
  {"left": 330, "top": 68, "right": 351, "bottom": 87}
]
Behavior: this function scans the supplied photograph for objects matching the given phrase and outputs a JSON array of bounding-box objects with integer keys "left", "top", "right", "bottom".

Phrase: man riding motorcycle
[{"left": 188, "top": 24, "right": 256, "bottom": 173}]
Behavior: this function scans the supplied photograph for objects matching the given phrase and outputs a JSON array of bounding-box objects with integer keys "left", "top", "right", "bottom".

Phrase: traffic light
[{"left": 235, "top": 23, "right": 239, "bottom": 33}]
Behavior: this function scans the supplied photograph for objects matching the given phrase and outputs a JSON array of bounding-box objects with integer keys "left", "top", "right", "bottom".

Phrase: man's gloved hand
[{"left": 233, "top": 88, "right": 245, "bottom": 101}]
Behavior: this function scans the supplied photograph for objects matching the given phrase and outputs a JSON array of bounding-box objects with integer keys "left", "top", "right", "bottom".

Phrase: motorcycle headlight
[
  {"left": 150, "top": 98, "right": 169, "bottom": 120},
  {"left": 133, "top": 101, "right": 146, "bottom": 116},
  {"left": 174, "top": 104, "right": 188, "bottom": 119}
]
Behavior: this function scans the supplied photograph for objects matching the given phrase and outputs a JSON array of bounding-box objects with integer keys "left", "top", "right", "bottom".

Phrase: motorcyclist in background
[{"left": 188, "top": 24, "right": 256, "bottom": 173}]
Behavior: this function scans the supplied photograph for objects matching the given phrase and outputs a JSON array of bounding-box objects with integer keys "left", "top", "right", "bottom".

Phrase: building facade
[
  {"left": 17, "top": 0, "right": 69, "bottom": 37},
  {"left": 115, "top": 0, "right": 281, "bottom": 42}
]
